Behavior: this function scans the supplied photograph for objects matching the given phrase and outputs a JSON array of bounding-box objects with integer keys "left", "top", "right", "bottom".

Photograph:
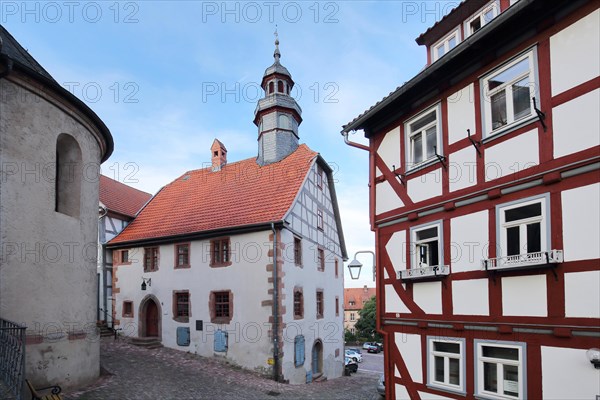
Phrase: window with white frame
[
  {"left": 465, "top": 1, "right": 499, "bottom": 37},
  {"left": 498, "top": 195, "right": 548, "bottom": 259},
  {"left": 405, "top": 105, "right": 441, "bottom": 169},
  {"left": 428, "top": 337, "right": 465, "bottom": 394},
  {"left": 482, "top": 50, "right": 537, "bottom": 136},
  {"left": 476, "top": 341, "right": 526, "bottom": 399},
  {"left": 412, "top": 222, "right": 442, "bottom": 269},
  {"left": 432, "top": 28, "right": 460, "bottom": 61}
]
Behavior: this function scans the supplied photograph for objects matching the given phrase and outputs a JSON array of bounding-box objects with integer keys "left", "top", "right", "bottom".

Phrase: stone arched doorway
[
  {"left": 139, "top": 295, "right": 161, "bottom": 338},
  {"left": 312, "top": 339, "right": 323, "bottom": 376}
]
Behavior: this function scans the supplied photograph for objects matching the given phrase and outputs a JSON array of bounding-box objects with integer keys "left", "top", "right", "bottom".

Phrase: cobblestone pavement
[{"left": 66, "top": 338, "right": 381, "bottom": 400}]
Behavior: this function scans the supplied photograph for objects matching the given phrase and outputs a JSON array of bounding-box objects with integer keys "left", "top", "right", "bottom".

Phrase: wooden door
[{"left": 146, "top": 300, "right": 159, "bottom": 337}]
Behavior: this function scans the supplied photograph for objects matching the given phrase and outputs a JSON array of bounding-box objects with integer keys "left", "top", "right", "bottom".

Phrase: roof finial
[{"left": 274, "top": 25, "right": 281, "bottom": 63}]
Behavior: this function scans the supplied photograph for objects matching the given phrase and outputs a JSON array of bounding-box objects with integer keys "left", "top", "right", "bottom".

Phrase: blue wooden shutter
[
  {"left": 294, "top": 335, "right": 305, "bottom": 367},
  {"left": 214, "top": 329, "right": 228, "bottom": 352},
  {"left": 176, "top": 327, "right": 190, "bottom": 346}
]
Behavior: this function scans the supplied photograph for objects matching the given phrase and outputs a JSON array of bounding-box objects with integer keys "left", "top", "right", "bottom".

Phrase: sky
[{"left": 1, "top": 1, "right": 459, "bottom": 287}]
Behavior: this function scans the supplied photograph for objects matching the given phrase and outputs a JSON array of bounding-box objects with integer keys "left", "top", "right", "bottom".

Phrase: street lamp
[
  {"left": 141, "top": 277, "right": 151, "bottom": 291},
  {"left": 347, "top": 258, "right": 363, "bottom": 280},
  {"left": 347, "top": 250, "right": 376, "bottom": 281}
]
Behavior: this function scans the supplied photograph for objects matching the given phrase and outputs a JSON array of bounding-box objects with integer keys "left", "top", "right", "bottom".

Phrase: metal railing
[
  {"left": 398, "top": 265, "right": 450, "bottom": 280},
  {"left": 483, "top": 250, "right": 564, "bottom": 271},
  {"left": 0, "top": 318, "right": 26, "bottom": 400}
]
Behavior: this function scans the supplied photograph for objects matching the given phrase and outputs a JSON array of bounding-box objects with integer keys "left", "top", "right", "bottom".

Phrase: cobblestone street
[{"left": 66, "top": 338, "right": 381, "bottom": 400}]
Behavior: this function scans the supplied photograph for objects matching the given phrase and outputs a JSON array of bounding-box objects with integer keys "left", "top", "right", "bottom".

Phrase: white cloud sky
[{"left": 2, "top": 1, "right": 458, "bottom": 288}]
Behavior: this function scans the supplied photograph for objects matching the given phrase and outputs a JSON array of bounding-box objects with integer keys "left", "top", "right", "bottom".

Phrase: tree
[
  {"left": 354, "top": 296, "right": 382, "bottom": 342},
  {"left": 344, "top": 329, "right": 357, "bottom": 344}
]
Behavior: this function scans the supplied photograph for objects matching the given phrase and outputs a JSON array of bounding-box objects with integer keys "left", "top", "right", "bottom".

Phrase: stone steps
[{"left": 131, "top": 336, "right": 163, "bottom": 349}]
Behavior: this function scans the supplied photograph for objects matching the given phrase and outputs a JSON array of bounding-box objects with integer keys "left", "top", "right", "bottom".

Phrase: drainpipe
[
  {"left": 271, "top": 222, "right": 280, "bottom": 382},
  {"left": 341, "top": 131, "right": 369, "bottom": 151}
]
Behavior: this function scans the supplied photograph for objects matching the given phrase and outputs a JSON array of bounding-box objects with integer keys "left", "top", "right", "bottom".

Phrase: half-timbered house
[{"left": 342, "top": 0, "right": 599, "bottom": 398}]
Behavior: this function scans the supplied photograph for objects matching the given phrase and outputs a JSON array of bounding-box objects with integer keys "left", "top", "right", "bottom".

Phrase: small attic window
[{"left": 214, "top": 151, "right": 219, "bottom": 156}]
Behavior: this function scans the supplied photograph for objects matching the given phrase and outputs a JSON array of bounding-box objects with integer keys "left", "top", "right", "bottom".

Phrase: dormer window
[
  {"left": 465, "top": 1, "right": 499, "bottom": 37},
  {"left": 432, "top": 28, "right": 460, "bottom": 62}
]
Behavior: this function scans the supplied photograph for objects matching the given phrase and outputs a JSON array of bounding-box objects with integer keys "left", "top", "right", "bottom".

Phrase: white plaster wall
[
  {"left": 377, "top": 127, "right": 401, "bottom": 169},
  {"left": 452, "top": 279, "right": 489, "bottom": 315},
  {"left": 0, "top": 79, "right": 102, "bottom": 388},
  {"left": 541, "top": 346, "right": 600, "bottom": 399},
  {"left": 449, "top": 146, "right": 478, "bottom": 192},
  {"left": 395, "top": 384, "right": 411, "bottom": 399},
  {"left": 407, "top": 168, "right": 443, "bottom": 203},
  {"left": 385, "top": 285, "right": 410, "bottom": 314},
  {"left": 395, "top": 333, "right": 423, "bottom": 384},
  {"left": 502, "top": 274, "right": 547, "bottom": 316},
  {"left": 484, "top": 129, "right": 539, "bottom": 181},
  {"left": 561, "top": 183, "right": 600, "bottom": 261},
  {"left": 419, "top": 391, "right": 454, "bottom": 400},
  {"left": 375, "top": 166, "right": 383, "bottom": 178},
  {"left": 447, "top": 84, "right": 476, "bottom": 144},
  {"left": 553, "top": 88, "right": 600, "bottom": 158},
  {"left": 413, "top": 281, "right": 442, "bottom": 314},
  {"left": 450, "top": 210, "right": 489, "bottom": 273},
  {"left": 550, "top": 9, "right": 600, "bottom": 96},
  {"left": 279, "top": 227, "right": 344, "bottom": 384},
  {"left": 114, "top": 231, "right": 274, "bottom": 375},
  {"left": 564, "top": 271, "right": 600, "bottom": 318},
  {"left": 376, "top": 181, "right": 404, "bottom": 215},
  {"left": 385, "top": 230, "right": 407, "bottom": 273}
]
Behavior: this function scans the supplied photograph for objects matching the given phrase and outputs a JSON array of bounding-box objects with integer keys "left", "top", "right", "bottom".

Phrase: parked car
[
  {"left": 347, "top": 347, "right": 362, "bottom": 354},
  {"left": 377, "top": 373, "right": 385, "bottom": 397},
  {"left": 345, "top": 349, "right": 362, "bottom": 363},
  {"left": 363, "top": 342, "right": 380, "bottom": 353},
  {"left": 376, "top": 342, "right": 384, "bottom": 352},
  {"left": 344, "top": 357, "right": 358, "bottom": 374}
]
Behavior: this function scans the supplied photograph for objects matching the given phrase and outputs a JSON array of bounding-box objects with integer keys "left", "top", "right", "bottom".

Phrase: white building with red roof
[
  {"left": 97, "top": 175, "right": 152, "bottom": 328},
  {"left": 108, "top": 37, "right": 347, "bottom": 384}
]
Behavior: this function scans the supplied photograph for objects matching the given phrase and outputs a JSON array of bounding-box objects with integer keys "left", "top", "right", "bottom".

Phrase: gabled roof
[
  {"left": 341, "top": 0, "right": 553, "bottom": 136},
  {"left": 0, "top": 24, "right": 113, "bottom": 161},
  {"left": 109, "top": 144, "right": 320, "bottom": 246},
  {"left": 344, "top": 287, "right": 376, "bottom": 310},
  {"left": 99, "top": 175, "right": 152, "bottom": 219}
]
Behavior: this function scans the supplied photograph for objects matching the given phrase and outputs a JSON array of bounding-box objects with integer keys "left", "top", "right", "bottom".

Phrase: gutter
[
  {"left": 106, "top": 221, "right": 285, "bottom": 249},
  {"left": 0, "top": 55, "right": 13, "bottom": 79}
]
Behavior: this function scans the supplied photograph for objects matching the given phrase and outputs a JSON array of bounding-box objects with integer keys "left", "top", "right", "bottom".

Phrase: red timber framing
[{"left": 350, "top": 1, "right": 600, "bottom": 399}]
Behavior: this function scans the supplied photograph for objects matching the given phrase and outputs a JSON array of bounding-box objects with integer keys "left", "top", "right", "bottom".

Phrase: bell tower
[{"left": 254, "top": 31, "right": 302, "bottom": 166}]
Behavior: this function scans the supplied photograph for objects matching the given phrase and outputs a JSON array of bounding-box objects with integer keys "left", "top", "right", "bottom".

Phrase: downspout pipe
[
  {"left": 341, "top": 131, "right": 369, "bottom": 151},
  {"left": 271, "top": 222, "right": 280, "bottom": 382}
]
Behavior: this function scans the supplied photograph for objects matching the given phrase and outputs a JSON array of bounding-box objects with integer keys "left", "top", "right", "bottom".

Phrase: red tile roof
[
  {"left": 109, "top": 144, "right": 318, "bottom": 245},
  {"left": 99, "top": 175, "right": 152, "bottom": 219},
  {"left": 344, "top": 287, "right": 376, "bottom": 311}
]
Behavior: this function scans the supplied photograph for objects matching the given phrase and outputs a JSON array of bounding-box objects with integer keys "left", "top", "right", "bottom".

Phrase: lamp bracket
[
  {"left": 433, "top": 146, "right": 447, "bottom": 170},
  {"left": 391, "top": 165, "right": 405, "bottom": 185},
  {"left": 467, "top": 129, "right": 482, "bottom": 158},
  {"left": 533, "top": 97, "right": 547, "bottom": 132}
]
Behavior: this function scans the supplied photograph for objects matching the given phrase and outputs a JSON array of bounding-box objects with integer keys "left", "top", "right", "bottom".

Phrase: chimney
[
  {"left": 211, "top": 139, "right": 227, "bottom": 171},
  {"left": 363, "top": 285, "right": 368, "bottom": 292}
]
